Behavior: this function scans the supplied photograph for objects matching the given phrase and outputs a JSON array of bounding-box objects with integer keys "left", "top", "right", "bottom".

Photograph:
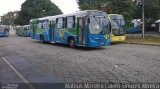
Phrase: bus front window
[
  {"left": 111, "top": 19, "right": 125, "bottom": 36},
  {"left": 98, "top": 17, "right": 110, "bottom": 35},
  {"left": 89, "top": 16, "right": 102, "bottom": 34},
  {"left": 89, "top": 16, "right": 109, "bottom": 35}
]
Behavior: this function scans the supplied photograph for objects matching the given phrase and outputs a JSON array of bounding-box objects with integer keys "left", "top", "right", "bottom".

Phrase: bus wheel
[
  {"left": 69, "top": 38, "right": 75, "bottom": 48},
  {"left": 40, "top": 35, "right": 45, "bottom": 44}
]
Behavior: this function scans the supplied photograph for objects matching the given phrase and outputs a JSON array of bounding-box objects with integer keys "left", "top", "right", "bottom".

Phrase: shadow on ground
[
  {"left": 32, "top": 41, "right": 106, "bottom": 51},
  {"left": 110, "top": 42, "right": 126, "bottom": 45}
]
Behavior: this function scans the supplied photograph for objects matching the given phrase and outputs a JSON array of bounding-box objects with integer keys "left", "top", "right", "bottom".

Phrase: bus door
[
  {"left": 33, "top": 24, "right": 36, "bottom": 39},
  {"left": 49, "top": 20, "right": 55, "bottom": 41},
  {"left": 77, "top": 17, "right": 86, "bottom": 45}
]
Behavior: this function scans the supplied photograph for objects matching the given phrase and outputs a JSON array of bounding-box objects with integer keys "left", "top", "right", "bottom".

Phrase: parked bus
[
  {"left": 16, "top": 26, "right": 22, "bottom": 36},
  {"left": 0, "top": 25, "right": 10, "bottom": 37},
  {"left": 108, "top": 14, "right": 126, "bottom": 43},
  {"left": 16, "top": 25, "right": 30, "bottom": 37},
  {"left": 30, "top": 10, "right": 110, "bottom": 47}
]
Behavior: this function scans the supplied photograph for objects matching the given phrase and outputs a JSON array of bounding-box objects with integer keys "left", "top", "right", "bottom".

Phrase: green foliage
[
  {"left": 77, "top": 0, "right": 137, "bottom": 23},
  {"left": 15, "top": 0, "right": 62, "bottom": 25},
  {"left": 135, "top": 0, "right": 160, "bottom": 25},
  {"left": 144, "top": 0, "right": 160, "bottom": 20},
  {"left": 0, "top": 11, "right": 19, "bottom": 25},
  {"left": 77, "top": 0, "right": 160, "bottom": 25},
  {"left": 77, "top": 0, "right": 108, "bottom": 11},
  {"left": 108, "top": 0, "right": 137, "bottom": 23}
]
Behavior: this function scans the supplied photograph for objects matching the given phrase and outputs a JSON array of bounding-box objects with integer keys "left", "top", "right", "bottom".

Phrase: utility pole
[
  {"left": 142, "top": 0, "right": 145, "bottom": 39},
  {"left": 97, "top": 0, "right": 101, "bottom": 11}
]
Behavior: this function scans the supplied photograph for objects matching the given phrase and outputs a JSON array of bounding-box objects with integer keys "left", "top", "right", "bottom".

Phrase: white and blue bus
[
  {"left": 0, "top": 25, "right": 10, "bottom": 37},
  {"left": 30, "top": 10, "right": 110, "bottom": 47},
  {"left": 16, "top": 25, "right": 30, "bottom": 37}
]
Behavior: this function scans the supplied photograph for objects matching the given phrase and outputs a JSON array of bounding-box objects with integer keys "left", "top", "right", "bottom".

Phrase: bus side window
[
  {"left": 43, "top": 20, "right": 49, "bottom": 29},
  {"left": 67, "top": 16, "right": 75, "bottom": 29},
  {"left": 37, "top": 21, "right": 43, "bottom": 29},
  {"left": 34, "top": 24, "right": 37, "bottom": 29},
  {"left": 56, "top": 18, "right": 63, "bottom": 29}
]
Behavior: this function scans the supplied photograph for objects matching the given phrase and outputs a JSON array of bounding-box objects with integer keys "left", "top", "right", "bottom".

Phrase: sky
[{"left": 0, "top": 0, "right": 79, "bottom": 16}]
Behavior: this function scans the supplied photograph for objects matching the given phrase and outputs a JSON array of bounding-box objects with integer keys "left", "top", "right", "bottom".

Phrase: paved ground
[{"left": 0, "top": 36, "right": 160, "bottom": 84}]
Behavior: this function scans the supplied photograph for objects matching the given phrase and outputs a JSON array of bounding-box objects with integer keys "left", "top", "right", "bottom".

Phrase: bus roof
[
  {"left": 108, "top": 14, "right": 123, "bottom": 16},
  {"left": 30, "top": 10, "right": 107, "bottom": 22},
  {"left": 108, "top": 14, "right": 124, "bottom": 20}
]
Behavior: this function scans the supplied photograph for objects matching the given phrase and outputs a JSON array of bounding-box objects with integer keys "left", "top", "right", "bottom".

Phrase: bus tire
[
  {"left": 40, "top": 35, "right": 45, "bottom": 44},
  {"left": 69, "top": 38, "right": 75, "bottom": 48}
]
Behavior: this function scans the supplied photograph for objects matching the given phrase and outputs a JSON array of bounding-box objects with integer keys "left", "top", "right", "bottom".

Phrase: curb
[{"left": 125, "top": 42, "right": 160, "bottom": 46}]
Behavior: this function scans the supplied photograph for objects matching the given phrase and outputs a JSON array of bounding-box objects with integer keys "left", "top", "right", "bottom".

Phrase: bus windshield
[
  {"left": 110, "top": 15, "right": 125, "bottom": 36},
  {"left": 89, "top": 16, "right": 109, "bottom": 35}
]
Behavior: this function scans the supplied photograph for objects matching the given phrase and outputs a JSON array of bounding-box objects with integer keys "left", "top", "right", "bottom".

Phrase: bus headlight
[{"left": 104, "top": 34, "right": 109, "bottom": 40}]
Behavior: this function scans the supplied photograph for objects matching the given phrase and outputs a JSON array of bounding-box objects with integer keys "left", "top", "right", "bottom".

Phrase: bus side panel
[
  {"left": 53, "top": 28, "right": 69, "bottom": 44},
  {"left": 54, "top": 28, "right": 59, "bottom": 43},
  {"left": 34, "top": 34, "right": 40, "bottom": 40},
  {"left": 0, "top": 32, "right": 6, "bottom": 37},
  {"left": 53, "top": 28, "right": 78, "bottom": 45},
  {"left": 30, "top": 28, "right": 43, "bottom": 41},
  {"left": 31, "top": 30, "right": 50, "bottom": 42},
  {"left": 30, "top": 31, "right": 34, "bottom": 39},
  {"left": 63, "top": 30, "right": 78, "bottom": 45},
  {"left": 30, "top": 23, "right": 50, "bottom": 42},
  {"left": 30, "top": 24, "right": 35, "bottom": 39},
  {"left": 58, "top": 29, "right": 69, "bottom": 44},
  {"left": 42, "top": 29, "right": 50, "bottom": 42}
]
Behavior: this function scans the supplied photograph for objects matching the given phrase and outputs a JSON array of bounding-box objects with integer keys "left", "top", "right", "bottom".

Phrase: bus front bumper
[
  {"left": 88, "top": 39, "right": 110, "bottom": 47},
  {"left": 0, "top": 32, "right": 7, "bottom": 37},
  {"left": 111, "top": 35, "right": 126, "bottom": 43}
]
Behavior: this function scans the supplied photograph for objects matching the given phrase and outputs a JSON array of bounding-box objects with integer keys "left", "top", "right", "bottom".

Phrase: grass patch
[{"left": 126, "top": 36, "right": 160, "bottom": 46}]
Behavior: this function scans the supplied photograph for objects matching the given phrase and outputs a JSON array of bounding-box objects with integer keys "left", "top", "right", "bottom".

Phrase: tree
[
  {"left": 15, "top": 0, "right": 62, "bottom": 25},
  {"left": 107, "top": 0, "right": 137, "bottom": 23},
  {"left": 77, "top": 0, "right": 100, "bottom": 10},
  {"left": 77, "top": 0, "right": 137, "bottom": 23},
  {"left": 135, "top": 0, "right": 160, "bottom": 25},
  {"left": 0, "top": 11, "right": 19, "bottom": 25}
]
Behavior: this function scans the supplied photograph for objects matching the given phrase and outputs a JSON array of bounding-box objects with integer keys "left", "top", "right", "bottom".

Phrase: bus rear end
[
  {"left": 0, "top": 25, "right": 9, "bottom": 37},
  {"left": 23, "top": 25, "right": 30, "bottom": 37}
]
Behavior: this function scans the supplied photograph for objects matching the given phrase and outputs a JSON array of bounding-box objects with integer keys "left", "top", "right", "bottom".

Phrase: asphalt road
[{"left": 0, "top": 36, "right": 160, "bottom": 85}]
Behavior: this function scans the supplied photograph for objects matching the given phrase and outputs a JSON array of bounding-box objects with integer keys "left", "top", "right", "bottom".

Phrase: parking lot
[{"left": 0, "top": 36, "right": 160, "bottom": 84}]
